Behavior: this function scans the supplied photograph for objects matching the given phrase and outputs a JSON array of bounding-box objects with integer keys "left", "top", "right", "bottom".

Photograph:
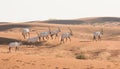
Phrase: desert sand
[{"left": 0, "top": 22, "right": 120, "bottom": 69}]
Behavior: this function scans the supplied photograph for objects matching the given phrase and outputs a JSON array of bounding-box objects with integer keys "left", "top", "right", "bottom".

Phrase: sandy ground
[{"left": 0, "top": 23, "right": 120, "bottom": 69}]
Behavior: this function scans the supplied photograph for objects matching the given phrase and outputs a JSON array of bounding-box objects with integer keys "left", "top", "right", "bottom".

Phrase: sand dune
[
  {"left": 0, "top": 22, "right": 120, "bottom": 69},
  {"left": 21, "top": 17, "right": 120, "bottom": 25}
]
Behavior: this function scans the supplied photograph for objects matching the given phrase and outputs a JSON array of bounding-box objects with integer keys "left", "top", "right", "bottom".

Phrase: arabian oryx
[
  {"left": 21, "top": 28, "right": 30, "bottom": 39},
  {"left": 93, "top": 28, "right": 103, "bottom": 41},
  {"left": 60, "top": 27, "right": 73, "bottom": 43},
  {"left": 8, "top": 40, "right": 22, "bottom": 52},
  {"left": 26, "top": 35, "right": 39, "bottom": 46},
  {"left": 50, "top": 27, "right": 61, "bottom": 39},
  {"left": 37, "top": 27, "right": 51, "bottom": 41}
]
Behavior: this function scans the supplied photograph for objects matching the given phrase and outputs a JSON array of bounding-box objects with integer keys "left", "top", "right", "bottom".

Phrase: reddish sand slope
[{"left": 0, "top": 23, "right": 120, "bottom": 69}]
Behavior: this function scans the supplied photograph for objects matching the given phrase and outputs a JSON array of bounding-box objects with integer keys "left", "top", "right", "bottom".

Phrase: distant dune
[
  {"left": 25, "top": 17, "right": 120, "bottom": 25},
  {"left": 0, "top": 22, "right": 12, "bottom": 24},
  {"left": 0, "top": 17, "right": 120, "bottom": 25},
  {"left": 0, "top": 20, "right": 120, "bottom": 69},
  {"left": 43, "top": 20, "right": 85, "bottom": 24},
  {"left": 79, "top": 17, "right": 120, "bottom": 23}
]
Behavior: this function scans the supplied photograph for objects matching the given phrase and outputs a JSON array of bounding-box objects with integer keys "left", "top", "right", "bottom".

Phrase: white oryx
[
  {"left": 9, "top": 41, "right": 22, "bottom": 52},
  {"left": 26, "top": 36, "right": 39, "bottom": 46},
  {"left": 50, "top": 27, "right": 61, "bottom": 39},
  {"left": 21, "top": 28, "right": 30, "bottom": 39},
  {"left": 37, "top": 27, "right": 51, "bottom": 40},
  {"left": 60, "top": 27, "right": 73, "bottom": 43},
  {"left": 93, "top": 29, "right": 103, "bottom": 41}
]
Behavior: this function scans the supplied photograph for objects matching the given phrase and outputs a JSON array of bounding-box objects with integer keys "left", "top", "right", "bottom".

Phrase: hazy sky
[{"left": 0, "top": 0, "right": 120, "bottom": 22}]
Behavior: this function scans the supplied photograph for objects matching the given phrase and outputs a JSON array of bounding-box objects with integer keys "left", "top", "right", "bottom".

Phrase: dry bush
[{"left": 75, "top": 54, "right": 87, "bottom": 59}]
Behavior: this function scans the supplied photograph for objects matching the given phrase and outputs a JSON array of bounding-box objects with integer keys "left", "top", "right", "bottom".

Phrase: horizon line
[{"left": 0, "top": 16, "right": 120, "bottom": 23}]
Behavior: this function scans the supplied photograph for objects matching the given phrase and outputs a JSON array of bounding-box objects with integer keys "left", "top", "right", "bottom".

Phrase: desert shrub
[{"left": 76, "top": 54, "right": 86, "bottom": 59}]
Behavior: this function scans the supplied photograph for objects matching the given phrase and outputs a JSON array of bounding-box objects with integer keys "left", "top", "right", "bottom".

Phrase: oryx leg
[
  {"left": 60, "top": 38, "right": 64, "bottom": 44},
  {"left": 51, "top": 35, "right": 54, "bottom": 39},
  {"left": 50, "top": 34, "right": 53, "bottom": 39},
  {"left": 63, "top": 39, "right": 65, "bottom": 43},
  {"left": 46, "top": 36, "right": 49, "bottom": 40},
  {"left": 55, "top": 34, "right": 58, "bottom": 39},
  {"left": 9, "top": 47, "right": 11, "bottom": 52},
  {"left": 98, "top": 35, "right": 101, "bottom": 41},
  {"left": 15, "top": 47, "right": 19, "bottom": 52},
  {"left": 28, "top": 32, "right": 30, "bottom": 38},
  {"left": 22, "top": 33, "right": 25, "bottom": 39},
  {"left": 66, "top": 38, "right": 68, "bottom": 42},
  {"left": 93, "top": 36, "right": 97, "bottom": 41},
  {"left": 39, "top": 37, "right": 41, "bottom": 41},
  {"left": 42, "top": 37, "right": 45, "bottom": 40},
  {"left": 68, "top": 37, "right": 71, "bottom": 42}
]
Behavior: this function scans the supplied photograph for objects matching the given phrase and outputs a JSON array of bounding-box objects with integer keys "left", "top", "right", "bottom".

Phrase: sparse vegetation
[
  {"left": 0, "top": 18, "right": 120, "bottom": 69},
  {"left": 75, "top": 54, "right": 87, "bottom": 59}
]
